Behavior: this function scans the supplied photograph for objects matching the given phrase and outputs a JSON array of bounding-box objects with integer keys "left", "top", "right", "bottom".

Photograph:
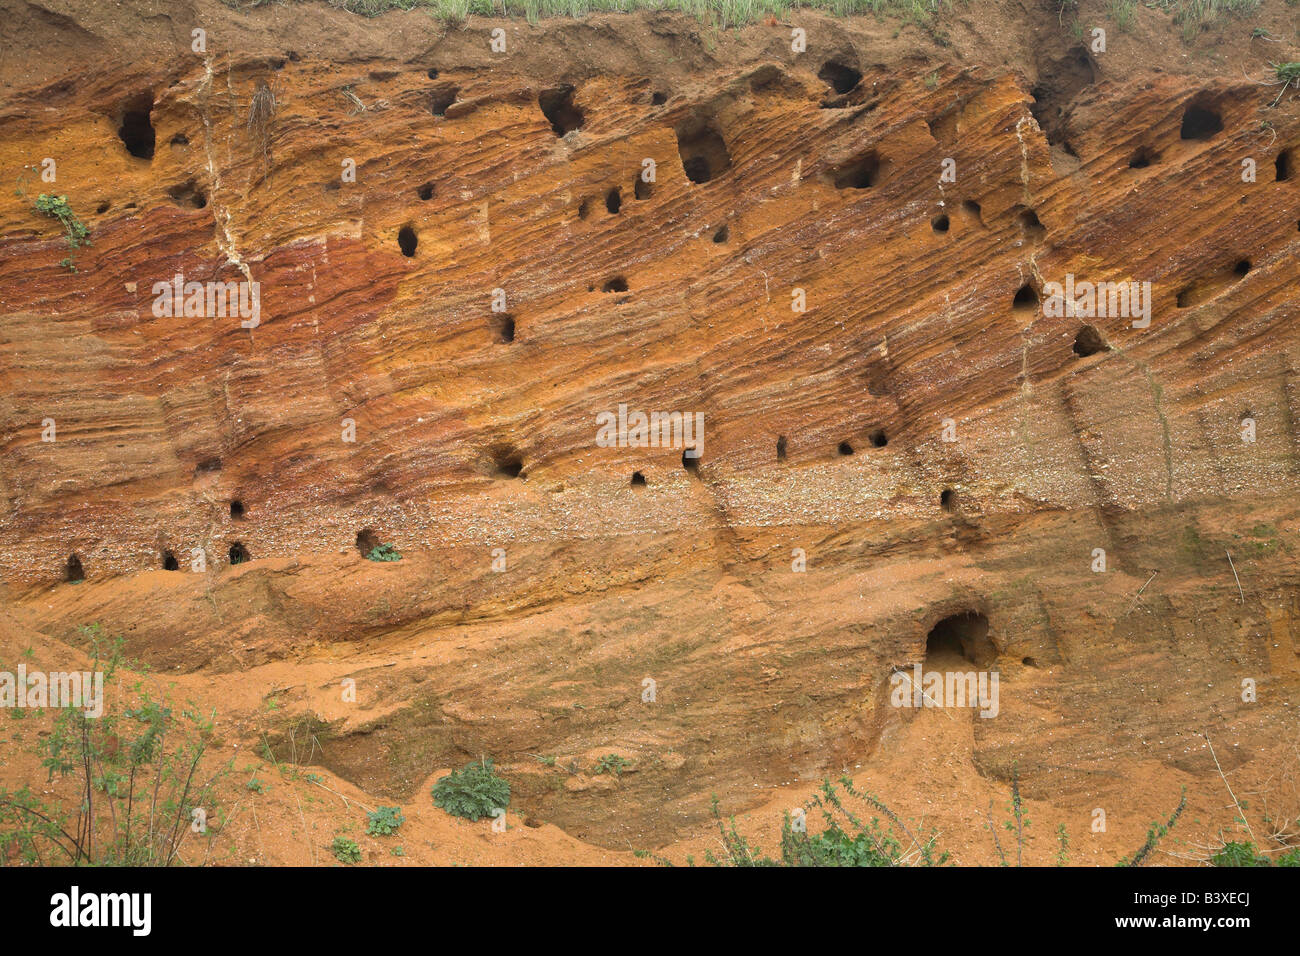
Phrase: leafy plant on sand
[
  {"left": 33, "top": 193, "right": 90, "bottom": 272},
  {"left": 592, "top": 754, "right": 632, "bottom": 777},
  {"left": 1208, "top": 841, "right": 1299, "bottom": 866},
  {"left": 432, "top": 758, "right": 510, "bottom": 821},
  {"left": 0, "top": 628, "right": 230, "bottom": 865},
  {"left": 693, "top": 776, "right": 948, "bottom": 867},
  {"left": 365, "top": 543, "right": 402, "bottom": 562},
  {"left": 331, "top": 835, "right": 362, "bottom": 864},
  {"left": 366, "top": 805, "right": 406, "bottom": 836}
]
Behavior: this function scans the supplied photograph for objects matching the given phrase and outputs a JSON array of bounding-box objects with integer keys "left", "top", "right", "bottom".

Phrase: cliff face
[{"left": 1, "top": 1, "right": 1299, "bottom": 858}]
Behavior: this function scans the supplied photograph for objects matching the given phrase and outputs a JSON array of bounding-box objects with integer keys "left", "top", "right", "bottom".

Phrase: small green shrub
[
  {"left": 0, "top": 627, "right": 229, "bottom": 865},
  {"left": 1210, "top": 842, "right": 1300, "bottom": 866},
  {"left": 365, "top": 543, "right": 402, "bottom": 562},
  {"left": 432, "top": 758, "right": 509, "bottom": 822},
  {"left": 1274, "top": 62, "right": 1300, "bottom": 85},
  {"left": 33, "top": 194, "right": 90, "bottom": 272},
  {"left": 691, "top": 777, "right": 948, "bottom": 867},
  {"left": 366, "top": 805, "right": 405, "bottom": 836},
  {"left": 592, "top": 754, "right": 632, "bottom": 777},
  {"left": 331, "top": 835, "right": 362, "bottom": 864}
]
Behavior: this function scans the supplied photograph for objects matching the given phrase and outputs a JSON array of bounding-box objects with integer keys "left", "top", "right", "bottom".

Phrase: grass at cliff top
[
  {"left": 221, "top": 0, "right": 1268, "bottom": 34},
  {"left": 221, "top": 0, "right": 953, "bottom": 26}
]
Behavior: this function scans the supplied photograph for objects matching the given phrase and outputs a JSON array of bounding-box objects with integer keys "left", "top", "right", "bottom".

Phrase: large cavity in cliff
[{"left": 1, "top": 0, "right": 1299, "bottom": 862}]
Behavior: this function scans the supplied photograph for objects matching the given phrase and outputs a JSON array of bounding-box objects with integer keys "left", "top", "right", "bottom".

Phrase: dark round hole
[
  {"left": 605, "top": 188, "right": 621, "bottom": 214},
  {"left": 1180, "top": 103, "right": 1223, "bottom": 141},
  {"left": 926, "top": 611, "right": 994, "bottom": 666},
  {"left": 228, "top": 542, "right": 250, "bottom": 565},
  {"left": 818, "top": 61, "right": 862, "bottom": 95},
  {"left": 356, "top": 528, "right": 379, "bottom": 557},
  {"left": 931, "top": 213, "right": 949, "bottom": 233},
  {"left": 1012, "top": 284, "right": 1038, "bottom": 311},
  {"left": 1072, "top": 325, "right": 1109, "bottom": 357},
  {"left": 230, "top": 500, "right": 245, "bottom": 519},
  {"left": 713, "top": 224, "right": 729, "bottom": 243},
  {"left": 940, "top": 488, "right": 957, "bottom": 512},
  {"left": 631, "top": 471, "right": 646, "bottom": 487},
  {"left": 869, "top": 430, "right": 887, "bottom": 448},
  {"left": 398, "top": 225, "right": 418, "bottom": 257},
  {"left": 118, "top": 94, "right": 156, "bottom": 160},
  {"left": 417, "top": 182, "right": 435, "bottom": 201},
  {"left": 838, "top": 441, "right": 854, "bottom": 456},
  {"left": 163, "top": 551, "right": 180, "bottom": 571}
]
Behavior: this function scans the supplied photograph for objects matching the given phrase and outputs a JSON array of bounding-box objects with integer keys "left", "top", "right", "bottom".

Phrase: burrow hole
[
  {"left": 1016, "top": 208, "right": 1046, "bottom": 242},
  {"left": 230, "top": 499, "right": 245, "bottom": 519},
  {"left": 776, "top": 435, "right": 788, "bottom": 461},
  {"left": 940, "top": 487, "right": 957, "bottom": 512},
  {"left": 492, "top": 313, "right": 516, "bottom": 343},
  {"left": 831, "top": 150, "right": 885, "bottom": 190},
  {"left": 634, "top": 175, "right": 652, "bottom": 200},
  {"left": 118, "top": 92, "right": 156, "bottom": 160},
  {"left": 682, "top": 447, "right": 701, "bottom": 475},
  {"left": 931, "top": 213, "right": 950, "bottom": 233},
  {"left": 1277, "top": 149, "right": 1293, "bottom": 182},
  {"left": 601, "top": 276, "right": 628, "bottom": 293},
  {"left": 713, "top": 224, "right": 729, "bottom": 243},
  {"left": 869, "top": 429, "right": 888, "bottom": 448},
  {"left": 430, "top": 85, "right": 459, "bottom": 117},
  {"left": 540, "top": 85, "right": 584, "bottom": 136},
  {"left": 1072, "top": 324, "right": 1110, "bottom": 357},
  {"left": 418, "top": 182, "right": 435, "bottom": 200},
  {"left": 1128, "top": 146, "right": 1158, "bottom": 169},
  {"left": 630, "top": 471, "right": 647, "bottom": 488},
  {"left": 398, "top": 224, "right": 418, "bottom": 257},
  {"left": 605, "top": 188, "right": 622, "bottom": 214},
  {"left": 168, "top": 180, "right": 207, "bottom": 209},
  {"left": 491, "top": 446, "right": 523, "bottom": 478},
  {"left": 1012, "top": 283, "right": 1039, "bottom": 312},
  {"left": 926, "top": 611, "right": 995, "bottom": 667},
  {"left": 228, "top": 542, "right": 250, "bottom": 565},
  {"left": 675, "top": 113, "right": 732, "bottom": 184},
  {"left": 65, "top": 553, "right": 84, "bottom": 583},
  {"left": 1180, "top": 100, "right": 1223, "bottom": 141},
  {"left": 838, "top": 441, "right": 854, "bottom": 456},
  {"left": 163, "top": 550, "right": 180, "bottom": 571},
  {"left": 818, "top": 61, "right": 862, "bottom": 95},
  {"left": 356, "top": 528, "right": 380, "bottom": 557}
]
